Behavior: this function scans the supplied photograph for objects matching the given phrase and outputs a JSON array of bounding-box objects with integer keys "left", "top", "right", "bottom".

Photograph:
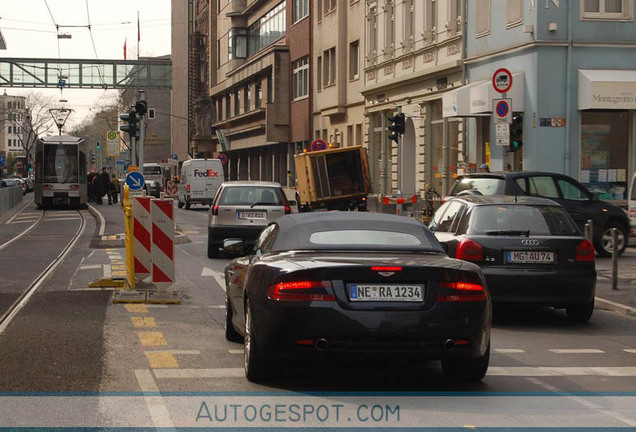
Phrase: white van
[
  {"left": 628, "top": 172, "right": 636, "bottom": 235},
  {"left": 177, "top": 158, "right": 224, "bottom": 209}
]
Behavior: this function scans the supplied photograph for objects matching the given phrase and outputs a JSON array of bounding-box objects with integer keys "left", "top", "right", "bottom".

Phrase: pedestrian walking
[
  {"left": 110, "top": 174, "right": 120, "bottom": 204},
  {"left": 98, "top": 167, "right": 110, "bottom": 204}
]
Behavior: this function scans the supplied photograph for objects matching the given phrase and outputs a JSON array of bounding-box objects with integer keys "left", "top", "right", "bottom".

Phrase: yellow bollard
[{"left": 123, "top": 184, "right": 135, "bottom": 291}]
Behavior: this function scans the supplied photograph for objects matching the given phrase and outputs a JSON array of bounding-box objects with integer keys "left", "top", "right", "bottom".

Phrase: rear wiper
[
  {"left": 484, "top": 230, "right": 530, "bottom": 237},
  {"left": 250, "top": 202, "right": 274, "bottom": 208}
]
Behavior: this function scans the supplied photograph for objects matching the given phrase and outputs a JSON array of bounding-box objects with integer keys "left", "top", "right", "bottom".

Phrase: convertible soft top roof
[{"left": 270, "top": 211, "right": 445, "bottom": 253}]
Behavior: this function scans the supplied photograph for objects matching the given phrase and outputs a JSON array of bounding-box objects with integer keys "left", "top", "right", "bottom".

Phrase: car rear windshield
[
  {"left": 220, "top": 186, "right": 285, "bottom": 206},
  {"left": 452, "top": 177, "right": 504, "bottom": 196},
  {"left": 309, "top": 229, "right": 423, "bottom": 247},
  {"left": 466, "top": 204, "right": 580, "bottom": 236}
]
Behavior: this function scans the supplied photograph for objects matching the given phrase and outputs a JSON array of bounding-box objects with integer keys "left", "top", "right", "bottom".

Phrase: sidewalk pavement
[{"left": 88, "top": 200, "right": 636, "bottom": 317}]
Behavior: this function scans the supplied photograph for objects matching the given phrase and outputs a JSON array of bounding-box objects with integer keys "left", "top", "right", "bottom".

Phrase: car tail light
[
  {"left": 284, "top": 204, "right": 291, "bottom": 214},
  {"left": 575, "top": 239, "right": 595, "bottom": 262},
  {"left": 441, "top": 196, "right": 449, "bottom": 205},
  {"left": 371, "top": 266, "right": 402, "bottom": 271},
  {"left": 436, "top": 281, "right": 486, "bottom": 302},
  {"left": 187, "top": 184, "right": 191, "bottom": 194},
  {"left": 211, "top": 205, "right": 219, "bottom": 216},
  {"left": 456, "top": 238, "right": 484, "bottom": 262},
  {"left": 267, "top": 280, "right": 335, "bottom": 301},
  {"left": 68, "top": 184, "right": 79, "bottom": 191},
  {"left": 44, "top": 184, "right": 52, "bottom": 190}
]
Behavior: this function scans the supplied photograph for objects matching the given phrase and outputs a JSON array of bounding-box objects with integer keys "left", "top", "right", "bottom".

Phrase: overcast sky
[{"left": 1, "top": 0, "right": 171, "bottom": 128}]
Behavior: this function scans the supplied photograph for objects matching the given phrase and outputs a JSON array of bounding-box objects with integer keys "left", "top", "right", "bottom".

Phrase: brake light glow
[
  {"left": 187, "top": 184, "right": 191, "bottom": 193},
  {"left": 436, "top": 280, "right": 486, "bottom": 302},
  {"left": 456, "top": 238, "right": 484, "bottom": 262},
  {"left": 211, "top": 205, "right": 219, "bottom": 216},
  {"left": 285, "top": 204, "right": 291, "bottom": 214},
  {"left": 267, "top": 280, "right": 335, "bottom": 301},
  {"left": 575, "top": 239, "right": 595, "bottom": 262},
  {"left": 44, "top": 184, "right": 52, "bottom": 190},
  {"left": 371, "top": 266, "right": 402, "bottom": 271},
  {"left": 68, "top": 184, "right": 79, "bottom": 191}
]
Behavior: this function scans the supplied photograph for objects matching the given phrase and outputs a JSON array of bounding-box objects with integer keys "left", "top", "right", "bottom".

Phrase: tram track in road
[
  {"left": 0, "top": 209, "right": 86, "bottom": 336},
  {"left": 0, "top": 203, "right": 46, "bottom": 252}
]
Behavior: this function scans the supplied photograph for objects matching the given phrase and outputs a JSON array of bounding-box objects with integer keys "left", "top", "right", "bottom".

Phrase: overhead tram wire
[{"left": 85, "top": 0, "right": 108, "bottom": 90}]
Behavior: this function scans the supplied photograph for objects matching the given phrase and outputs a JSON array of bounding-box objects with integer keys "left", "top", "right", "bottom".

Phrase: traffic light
[
  {"left": 135, "top": 100, "right": 148, "bottom": 117},
  {"left": 509, "top": 114, "right": 523, "bottom": 152},
  {"left": 91, "top": 153, "right": 96, "bottom": 164},
  {"left": 119, "top": 106, "right": 139, "bottom": 138},
  {"left": 388, "top": 112, "right": 405, "bottom": 143},
  {"left": 96, "top": 142, "right": 100, "bottom": 149}
]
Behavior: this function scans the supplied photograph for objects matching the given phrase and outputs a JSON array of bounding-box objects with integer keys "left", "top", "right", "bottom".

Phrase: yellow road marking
[
  {"left": 125, "top": 304, "right": 149, "bottom": 313},
  {"left": 145, "top": 351, "right": 179, "bottom": 368},
  {"left": 138, "top": 332, "right": 168, "bottom": 346},
  {"left": 131, "top": 317, "right": 157, "bottom": 328}
]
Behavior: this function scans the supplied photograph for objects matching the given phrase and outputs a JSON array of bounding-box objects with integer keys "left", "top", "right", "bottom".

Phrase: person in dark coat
[{"left": 98, "top": 167, "right": 110, "bottom": 204}]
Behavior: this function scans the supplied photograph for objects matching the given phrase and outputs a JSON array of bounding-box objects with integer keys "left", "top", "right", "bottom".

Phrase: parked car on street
[
  {"left": 207, "top": 181, "right": 291, "bottom": 258},
  {"left": 431, "top": 195, "right": 596, "bottom": 323},
  {"left": 223, "top": 211, "right": 491, "bottom": 383},
  {"left": 144, "top": 180, "right": 161, "bottom": 198},
  {"left": 447, "top": 171, "right": 630, "bottom": 257}
]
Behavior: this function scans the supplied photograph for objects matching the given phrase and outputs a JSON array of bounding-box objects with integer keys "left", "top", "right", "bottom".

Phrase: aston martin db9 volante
[{"left": 223, "top": 212, "right": 491, "bottom": 383}]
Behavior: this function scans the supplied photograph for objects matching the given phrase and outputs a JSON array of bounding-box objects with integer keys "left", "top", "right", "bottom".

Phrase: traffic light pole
[
  {"left": 138, "top": 90, "right": 146, "bottom": 170},
  {"left": 396, "top": 107, "right": 402, "bottom": 197}
]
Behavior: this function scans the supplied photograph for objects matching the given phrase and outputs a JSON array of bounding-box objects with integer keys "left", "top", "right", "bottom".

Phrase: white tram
[{"left": 34, "top": 135, "right": 88, "bottom": 209}]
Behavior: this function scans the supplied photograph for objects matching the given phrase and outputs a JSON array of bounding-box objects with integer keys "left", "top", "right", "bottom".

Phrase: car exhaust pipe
[
  {"left": 443, "top": 339, "right": 456, "bottom": 351},
  {"left": 314, "top": 338, "right": 329, "bottom": 351}
]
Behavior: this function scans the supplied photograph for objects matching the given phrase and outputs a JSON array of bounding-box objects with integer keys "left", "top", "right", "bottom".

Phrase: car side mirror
[{"left": 223, "top": 238, "right": 245, "bottom": 255}]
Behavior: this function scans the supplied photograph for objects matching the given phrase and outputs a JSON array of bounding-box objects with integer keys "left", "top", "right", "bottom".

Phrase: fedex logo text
[{"left": 194, "top": 169, "right": 219, "bottom": 178}]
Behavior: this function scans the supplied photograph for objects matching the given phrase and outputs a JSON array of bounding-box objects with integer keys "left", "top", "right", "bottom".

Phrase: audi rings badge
[{"left": 521, "top": 239, "right": 540, "bottom": 246}]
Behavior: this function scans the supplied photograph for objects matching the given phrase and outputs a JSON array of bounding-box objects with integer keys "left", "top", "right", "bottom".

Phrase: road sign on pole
[
  {"left": 495, "top": 124, "right": 510, "bottom": 146},
  {"left": 493, "top": 98, "right": 512, "bottom": 124},
  {"left": 492, "top": 68, "right": 513, "bottom": 94},
  {"left": 126, "top": 170, "right": 145, "bottom": 191},
  {"left": 311, "top": 139, "right": 327, "bottom": 151}
]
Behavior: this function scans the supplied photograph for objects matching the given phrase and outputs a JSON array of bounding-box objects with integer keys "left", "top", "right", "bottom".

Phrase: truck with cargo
[{"left": 293, "top": 145, "right": 372, "bottom": 212}]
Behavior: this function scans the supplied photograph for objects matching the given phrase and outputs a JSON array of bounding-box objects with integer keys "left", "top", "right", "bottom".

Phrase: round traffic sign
[
  {"left": 107, "top": 131, "right": 117, "bottom": 140},
  {"left": 495, "top": 100, "right": 510, "bottom": 118},
  {"left": 126, "top": 171, "right": 145, "bottom": 191},
  {"left": 218, "top": 153, "right": 228, "bottom": 165},
  {"left": 492, "top": 68, "right": 513, "bottom": 93},
  {"left": 311, "top": 139, "right": 327, "bottom": 151}
]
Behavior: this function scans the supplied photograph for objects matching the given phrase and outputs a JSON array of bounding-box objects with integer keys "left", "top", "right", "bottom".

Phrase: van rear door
[{"left": 628, "top": 173, "right": 636, "bottom": 235}]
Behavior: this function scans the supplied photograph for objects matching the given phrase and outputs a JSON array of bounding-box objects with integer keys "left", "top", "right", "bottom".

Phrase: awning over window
[
  {"left": 579, "top": 69, "right": 636, "bottom": 110},
  {"left": 443, "top": 72, "right": 525, "bottom": 118}
]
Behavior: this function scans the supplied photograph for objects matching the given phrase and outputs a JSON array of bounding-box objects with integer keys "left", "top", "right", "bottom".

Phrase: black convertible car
[{"left": 223, "top": 212, "right": 491, "bottom": 383}]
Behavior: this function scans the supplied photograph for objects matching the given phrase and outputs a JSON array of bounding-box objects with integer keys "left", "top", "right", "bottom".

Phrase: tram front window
[{"left": 44, "top": 145, "right": 78, "bottom": 183}]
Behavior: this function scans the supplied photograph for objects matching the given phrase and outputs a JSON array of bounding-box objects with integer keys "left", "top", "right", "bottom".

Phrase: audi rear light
[
  {"left": 267, "top": 280, "right": 335, "bottom": 301},
  {"left": 456, "top": 238, "right": 484, "bottom": 262},
  {"left": 371, "top": 266, "right": 402, "bottom": 271},
  {"left": 211, "top": 204, "right": 219, "bottom": 216},
  {"left": 575, "top": 239, "right": 595, "bottom": 262},
  {"left": 436, "top": 281, "right": 486, "bottom": 302}
]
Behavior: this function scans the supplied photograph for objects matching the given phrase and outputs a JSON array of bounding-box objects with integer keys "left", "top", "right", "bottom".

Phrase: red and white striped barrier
[
  {"left": 166, "top": 180, "right": 178, "bottom": 196},
  {"left": 378, "top": 195, "right": 419, "bottom": 205},
  {"left": 133, "top": 196, "right": 152, "bottom": 281},
  {"left": 151, "top": 199, "right": 175, "bottom": 290}
]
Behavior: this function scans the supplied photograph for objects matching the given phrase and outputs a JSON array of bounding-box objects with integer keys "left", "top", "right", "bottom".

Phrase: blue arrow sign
[
  {"left": 126, "top": 171, "right": 145, "bottom": 191},
  {"left": 0, "top": 155, "right": 5, "bottom": 167}
]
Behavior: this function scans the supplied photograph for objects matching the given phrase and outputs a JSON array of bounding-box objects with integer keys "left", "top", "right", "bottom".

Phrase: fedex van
[
  {"left": 177, "top": 159, "right": 224, "bottom": 209},
  {"left": 629, "top": 172, "right": 636, "bottom": 235}
]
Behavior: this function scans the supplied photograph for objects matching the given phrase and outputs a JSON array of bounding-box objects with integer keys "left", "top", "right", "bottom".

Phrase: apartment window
[
  {"left": 323, "top": 48, "right": 336, "bottom": 87},
  {"left": 292, "top": 56, "right": 309, "bottom": 100},
  {"left": 506, "top": 0, "right": 522, "bottom": 27},
  {"left": 581, "top": 0, "right": 633, "bottom": 19},
  {"left": 475, "top": 0, "right": 491, "bottom": 36},
  {"left": 267, "top": 75, "right": 273, "bottom": 103},
  {"left": 228, "top": 28, "right": 247, "bottom": 59},
  {"left": 349, "top": 40, "right": 359, "bottom": 80},
  {"left": 234, "top": 90, "right": 241, "bottom": 116},
  {"left": 293, "top": 0, "right": 309, "bottom": 23},
  {"left": 356, "top": 124, "right": 362, "bottom": 145},
  {"left": 225, "top": 94, "right": 231, "bottom": 118},
  {"left": 244, "top": 85, "right": 251, "bottom": 112},
  {"left": 317, "top": 0, "right": 323, "bottom": 20},
  {"left": 317, "top": 56, "right": 322, "bottom": 91},
  {"left": 423, "top": 0, "right": 438, "bottom": 43},
  {"left": 450, "top": 0, "right": 462, "bottom": 34},
  {"left": 247, "top": 2, "right": 286, "bottom": 57},
  {"left": 367, "top": 7, "right": 377, "bottom": 60},
  {"left": 255, "top": 81, "right": 262, "bottom": 108},
  {"left": 384, "top": 0, "right": 394, "bottom": 53},
  {"left": 324, "top": 0, "right": 336, "bottom": 14},
  {"left": 403, "top": 0, "right": 414, "bottom": 46}
]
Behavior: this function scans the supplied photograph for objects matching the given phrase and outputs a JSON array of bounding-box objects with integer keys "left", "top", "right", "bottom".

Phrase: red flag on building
[
  {"left": 137, "top": 11, "right": 140, "bottom": 41},
  {"left": 123, "top": 37, "right": 127, "bottom": 60}
]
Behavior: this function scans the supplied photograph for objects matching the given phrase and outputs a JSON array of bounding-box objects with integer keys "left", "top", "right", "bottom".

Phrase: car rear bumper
[
  {"left": 208, "top": 225, "right": 266, "bottom": 249},
  {"left": 482, "top": 266, "right": 596, "bottom": 305},
  {"left": 251, "top": 300, "right": 490, "bottom": 361}
]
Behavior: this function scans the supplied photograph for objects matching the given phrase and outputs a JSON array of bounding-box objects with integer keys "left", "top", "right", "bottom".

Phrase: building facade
[
  {"left": 0, "top": 93, "right": 28, "bottom": 176},
  {"left": 363, "top": 0, "right": 464, "bottom": 198},
  {"left": 445, "top": 0, "right": 636, "bottom": 205}
]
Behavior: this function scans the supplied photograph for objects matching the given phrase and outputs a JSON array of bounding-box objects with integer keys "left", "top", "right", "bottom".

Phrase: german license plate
[
  {"left": 349, "top": 284, "right": 424, "bottom": 302},
  {"left": 506, "top": 250, "right": 555, "bottom": 264},
  {"left": 237, "top": 211, "right": 265, "bottom": 219}
]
